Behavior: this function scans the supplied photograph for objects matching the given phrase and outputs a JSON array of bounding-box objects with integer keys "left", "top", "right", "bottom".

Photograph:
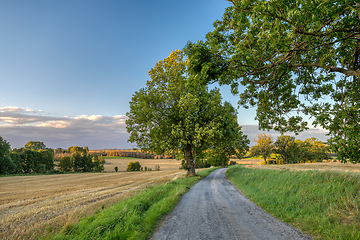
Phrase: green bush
[
  {"left": 59, "top": 156, "right": 72, "bottom": 172},
  {"left": 127, "top": 161, "right": 141, "bottom": 171}
]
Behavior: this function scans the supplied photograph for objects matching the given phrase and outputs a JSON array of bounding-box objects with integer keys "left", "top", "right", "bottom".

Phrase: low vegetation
[
  {"left": 226, "top": 165, "right": 360, "bottom": 239},
  {"left": 52, "top": 167, "right": 218, "bottom": 240}
]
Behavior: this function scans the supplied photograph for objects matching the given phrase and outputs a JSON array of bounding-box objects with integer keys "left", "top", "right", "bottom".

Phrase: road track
[{"left": 151, "top": 168, "right": 311, "bottom": 240}]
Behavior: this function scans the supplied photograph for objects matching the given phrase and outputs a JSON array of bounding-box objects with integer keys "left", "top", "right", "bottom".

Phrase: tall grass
[
  {"left": 226, "top": 165, "right": 360, "bottom": 239},
  {"left": 51, "top": 168, "right": 218, "bottom": 240}
]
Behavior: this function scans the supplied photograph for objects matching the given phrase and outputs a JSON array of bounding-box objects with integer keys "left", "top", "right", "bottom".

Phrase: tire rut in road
[{"left": 151, "top": 168, "right": 311, "bottom": 240}]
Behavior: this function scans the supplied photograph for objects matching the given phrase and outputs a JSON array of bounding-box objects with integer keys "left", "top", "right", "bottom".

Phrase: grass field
[
  {"left": 227, "top": 164, "right": 360, "bottom": 239},
  {"left": 0, "top": 158, "right": 185, "bottom": 240}
]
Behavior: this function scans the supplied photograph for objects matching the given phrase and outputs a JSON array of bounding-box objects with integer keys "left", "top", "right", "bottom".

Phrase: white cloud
[
  {"left": 0, "top": 106, "right": 331, "bottom": 150},
  {"left": 0, "top": 106, "right": 133, "bottom": 149}
]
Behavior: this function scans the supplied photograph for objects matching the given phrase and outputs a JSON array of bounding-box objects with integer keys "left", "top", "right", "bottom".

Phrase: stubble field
[
  {"left": 0, "top": 158, "right": 183, "bottom": 240},
  {"left": 2, "top": 157, "right": 358, "bottom": 239}
]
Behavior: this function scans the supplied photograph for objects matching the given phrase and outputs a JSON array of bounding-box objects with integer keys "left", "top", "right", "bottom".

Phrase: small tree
[
  {"left": 115, "top": 166, "right": 118, "bottom": 172},
  {"left": 250, "top": 133, "right": 274, "bottom": 164},
  {"left": 25, "top": 141, "right": 46, "bottom": 151},
  {"left": 59, "top": 156, "right": 72, "bottom": 172},
  {"left": 274, "top": 135, "right": 298, "bottom": 164},
  {"left": 127, "top": 161, "right": 141, "bottom": 172}
]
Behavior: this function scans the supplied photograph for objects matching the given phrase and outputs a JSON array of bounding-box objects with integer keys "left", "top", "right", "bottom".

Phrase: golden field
[
  {"left": 1, "top": 156, "right": 359, "bottom": 239},
  {"left": 0, "top": 158, "right": 184, "bottom": 240}
]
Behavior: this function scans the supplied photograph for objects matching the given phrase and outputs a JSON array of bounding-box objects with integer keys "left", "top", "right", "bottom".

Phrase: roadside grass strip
[
  {"left": 52, "top": 168, "right": 218, "bottom": 240},
  {"left": 226, "top": 165, "right": 360, "bottom": 240}
]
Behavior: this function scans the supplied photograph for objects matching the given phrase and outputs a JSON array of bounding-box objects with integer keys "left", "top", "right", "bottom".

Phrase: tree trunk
[
  {"left": 264, "top": 157, "right": 267, "bottom": 165},
  {"left": 187, "top": 167, "right": 196, "bottom": 176},
  {"left": 184, "top": 148, "right": 196, "bottom": 176}
]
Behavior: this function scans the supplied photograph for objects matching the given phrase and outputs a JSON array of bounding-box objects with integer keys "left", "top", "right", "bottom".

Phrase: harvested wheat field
[
  {"left": 0, "top": 158, "right": 184, "bottom": 240},
  {"left": 246, "top": 161, "right": 360, "bottom": 173},
  {"left": 103, "top": 157, "right": 182, "bottom": 172}
]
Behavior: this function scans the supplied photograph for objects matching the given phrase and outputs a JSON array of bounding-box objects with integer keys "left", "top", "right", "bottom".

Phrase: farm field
[
  {"left": 247, "top": 161, "right": 360, "bottom": 172},
  {"left": 103, "top": 157, "right": 182, "bottom": 172},
  {"left": 0, "top": 158, "right": 184, "bottom": 240}
]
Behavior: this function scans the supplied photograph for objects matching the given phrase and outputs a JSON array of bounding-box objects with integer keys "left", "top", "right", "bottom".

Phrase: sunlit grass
[
  {"left": 52, "top": 167, "right": 218, "bottom": 240},
  {"left": 226, "top": 165, "right": 360, "bottom": 239}
]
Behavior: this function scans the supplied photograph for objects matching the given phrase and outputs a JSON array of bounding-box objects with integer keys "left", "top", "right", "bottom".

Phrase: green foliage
[
  {"left": 59, "top": 156, "right": 72, "bottom": 172},
  {"left": 126, "top": 50, "right": 249, "bottom": 175},
  {"left": 114, "top": 166, "right": 118, "bottom": 172},
  {"left": 226, "top": 165, "right": 360, "bottom": 239},
  {"left": 274, "top": 136, "right": 329, "bottom": 164},
  {"left": 127, "top": 161, "right": 141, "bottom": 172},
  {"left": 67, "top": 146, "right": 89, "bottom": 154},
  {"left": 250, "top": 133, "right": 274, "bottom": 164},
  {"left": 25, "top": 141, "right": 46, "bottom": 151},
  {"left": 187, "top": 0, "right": 360, "bottom": 162},
  {"left": 53, "top": 168, "right": 217, "bottom": 240},
  {"left": 274, "top": 135, "right": 298, "bottom": 164},
  {"left": 0, "top": 136, "right": 15, "bottom": 174},
  {"left": 59, "top": 153, "right": 104, "bottom": 173}
]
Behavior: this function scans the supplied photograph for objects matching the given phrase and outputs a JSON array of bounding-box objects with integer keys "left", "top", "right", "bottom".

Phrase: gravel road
[{"left": 151, "top": 168, "right": 311, "bottom": 240}]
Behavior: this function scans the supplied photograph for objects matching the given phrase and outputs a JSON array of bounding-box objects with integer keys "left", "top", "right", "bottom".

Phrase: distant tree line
[
  {"left": 0, "top": 136, "right": 104, "bottom": 175},
  {"left": 250, "top": 133, "right": 329, "bottom": 164},
  {"left": 0, "top": 139, "right": 55, "bottom": 174},
  {"left": 58, "top": 153, "right": 104, "bottom": 173},
  {"left": 90, "top": 149, "right": 175, "bottom": 159}
]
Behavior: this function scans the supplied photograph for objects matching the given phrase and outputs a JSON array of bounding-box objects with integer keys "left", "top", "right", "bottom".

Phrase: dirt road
[{"left": 151, "top": 168, "right": 311, "bottom": 240}]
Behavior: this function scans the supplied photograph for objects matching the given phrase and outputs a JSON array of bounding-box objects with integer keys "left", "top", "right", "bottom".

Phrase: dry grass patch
[
  {"left": 0, "top": 158, "right": 184, "bottom": 240},
  {"left": 246, "top": 161, "right": 360, "bottom": 173}
]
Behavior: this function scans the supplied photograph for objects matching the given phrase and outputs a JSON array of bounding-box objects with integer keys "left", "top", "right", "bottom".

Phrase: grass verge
[
  {"left": 50, "top": 167, "right": 218, "bottom": 240},
  {"left": 226, "top": 165, "right": 360, "bottom": 239}
]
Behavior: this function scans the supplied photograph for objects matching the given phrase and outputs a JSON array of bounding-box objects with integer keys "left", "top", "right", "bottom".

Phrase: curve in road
[{"left": 151, "top": 168, "right": 311, "bottom": 240}]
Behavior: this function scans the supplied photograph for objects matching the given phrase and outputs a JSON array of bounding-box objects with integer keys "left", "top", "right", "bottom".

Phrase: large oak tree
[
  {"left": 186, "top": 0, "right": 360, "bottom": 163},
  {"left": 126, "top": 50, "right": 249, "bottom": 175}
]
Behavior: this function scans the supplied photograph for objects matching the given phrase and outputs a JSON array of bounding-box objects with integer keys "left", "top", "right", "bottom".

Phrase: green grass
[
  {"left": 50, "top": 167, "right": 218, "bottom": 240},
  {"left": 226, "top": 165, "right": 360, "bottom": 239}
]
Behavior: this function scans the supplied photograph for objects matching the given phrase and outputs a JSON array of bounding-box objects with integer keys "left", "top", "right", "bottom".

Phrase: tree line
[
  {"left": 251, "top": 133, "right": 329, "bottom": 165},
  {"left": 0, "top": 137, "right": 104, "bottom": 175}
]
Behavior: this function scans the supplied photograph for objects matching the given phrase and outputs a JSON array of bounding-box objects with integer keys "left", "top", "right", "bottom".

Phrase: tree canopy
[
  {"left": 126, "top": 50, "right": 249, "bottom": 175},
  {"left": 186, "top": 0, "right": 360, "bottom": 163},
  {"left": 250, "top": 133, "right": 274, "bottom": 164},
  {"left": 25, "top": 141, "right": 47, "bottom": 151}
]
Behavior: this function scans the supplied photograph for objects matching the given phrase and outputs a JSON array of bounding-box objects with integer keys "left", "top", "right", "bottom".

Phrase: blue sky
[{"left": 0, "top": 0, "right": 328, "bottom": 149}]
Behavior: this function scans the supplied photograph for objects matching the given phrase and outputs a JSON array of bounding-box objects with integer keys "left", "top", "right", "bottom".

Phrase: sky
[{"left": 0, "top": 0, "right": 329, "bottom": 149}]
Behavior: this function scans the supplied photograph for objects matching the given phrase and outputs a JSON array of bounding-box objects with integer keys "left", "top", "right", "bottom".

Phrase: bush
[
  {"left": 127, "top": 161, "right": 141, "bottom": 171},
  {"left": 115, "top": 166, "right": 118, "bottom": 172},
  {"left": 154, "top": 165, "right": 160, "bottom": 171},
  {"left": 59, "top": 156, "right": 72, "bottom": 172},
  {"left": 229, "top": 160, "right": 237, "bottom": 166}
]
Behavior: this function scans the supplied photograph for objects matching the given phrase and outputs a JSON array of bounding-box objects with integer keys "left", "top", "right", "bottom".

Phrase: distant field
[
  {"left": 247, "top": 161, "right": 360, "bottom": 172},
  {"left": 0, "top": 158, "right": 184, "bottom": 240},
  {"left": 103, "top": 157, "right": 182, "bottom": 172}
]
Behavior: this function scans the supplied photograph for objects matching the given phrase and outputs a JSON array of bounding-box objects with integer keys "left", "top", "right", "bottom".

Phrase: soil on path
[{"left": 151, "top": 168, "right": 311, "bottom": 240}]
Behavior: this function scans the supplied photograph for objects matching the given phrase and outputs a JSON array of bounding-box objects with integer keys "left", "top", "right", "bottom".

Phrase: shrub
[
  {"left": 154, "top": 165, "right": 160, "bottom": 171},
  {"left": 127, "top": 161, "right": 141, "bottom": 171},
  {"left": 229, "top": 160, "right": 237, "bottom": 165},
  {"left": 115, "top": 166, "right": 118, "bottom": 172},
  {"left": 59, "top": 156, "right": 72, "bottom": 172}
]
